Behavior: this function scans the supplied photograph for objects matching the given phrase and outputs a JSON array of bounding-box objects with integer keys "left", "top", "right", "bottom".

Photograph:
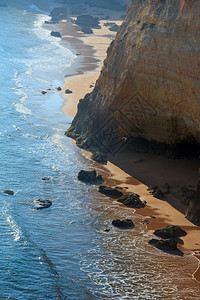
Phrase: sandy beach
[{"left": 56, "top": 6, "right": 200, "bottom": 282}]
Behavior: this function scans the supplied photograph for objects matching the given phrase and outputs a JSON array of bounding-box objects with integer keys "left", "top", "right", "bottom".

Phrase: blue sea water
[{"left": 0, "top": 1, "right": 200, "bottom": 299}]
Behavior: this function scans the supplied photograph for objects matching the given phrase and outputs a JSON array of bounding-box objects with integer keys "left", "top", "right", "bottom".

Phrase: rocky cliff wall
[{"left": 67, "top": 0, "right": 200, "bottom": 156}]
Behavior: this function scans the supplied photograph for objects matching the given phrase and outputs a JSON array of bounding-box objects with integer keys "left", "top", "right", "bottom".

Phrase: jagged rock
[
  {"left": 91, "top": 152, "right": 107, "bottom": 165},
  {"left": 112, "top": 219, "right": 134, "bottom": 229},
  {"left": 117, "top": 193, "right": 146, "bottom": 208},
  {"left": 57, "top": 87, "right": 62, "bottom": 91},
  {"left": 147, "top": 186, "right": 164, "bottom": 199},
  {"left": 50, "top": 31, "right": 62, "bottom": 38},
  {"left": 149, "top": 238, "right": 178, "bottom": 251},
  {"left": 154, "top": 225, "right": 187, "bottom": 239},
  {"left": 41, "top": 91, "right": 47, "bottom": 95},
  {"left": 65, "top": 89, "right": 73, "bottom": 94},
  {"left": 99, "top": 185, "right": 123, "bottom": 198},
  {"left": 75, "top": 15, "right": 100, "bottom": 28},
  {"left": 33, "top": 198, "right": 52, "bottom": 210},
  {"left": 3, "top": 189, "right": 14, "bottom": 195},
  {"left": 78, "top": 170, "right": 104, "bottom": 184}
]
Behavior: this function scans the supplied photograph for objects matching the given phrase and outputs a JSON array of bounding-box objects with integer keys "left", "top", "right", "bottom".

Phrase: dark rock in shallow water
[
  {"left": 99, "top": 185, "right": 123, "bottom": 198},
  {"left": 41, "top": 91, "right": 47, "bottom": 95},
  {"left": 117, "top": 193, "right": 146, "bottom": 208},
  {"left": 50, "top": 31, "right": 62, "bottom": 38},
  {"left": 42, "top": 177, "right": 50, "bottom": 181},
  {"left": 112, "top": 219, "right": 134, "bottom": 229},
  {"left": 154, "top": 225, "right": 187, "bottom": 239},
  {"left": 34, "top": 198, "right": 52, "bottom": 210},
  {"left": 91, "top": 152, "right": 107, "bottom": 165},
  {"left": 57, "top": 87, "right": 62, "bottom": 91},
  {"left": 78, "top": 170, "right": 104, "bottom": 184},
  {"left": 149, "top": 238, "right": 178, "bottom": 251},
  {"left": 3, "top": 189, "right": 14, "bottom": 195}
]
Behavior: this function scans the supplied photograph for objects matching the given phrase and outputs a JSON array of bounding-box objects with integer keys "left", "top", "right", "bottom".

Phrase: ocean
[{"left": 0, "top": 1, "right": 200, "bottom": 299}]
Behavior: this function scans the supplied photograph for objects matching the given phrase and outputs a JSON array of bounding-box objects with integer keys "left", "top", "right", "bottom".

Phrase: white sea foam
[{"left": 14, "top": 103, "right": 32, "bottom": 115}]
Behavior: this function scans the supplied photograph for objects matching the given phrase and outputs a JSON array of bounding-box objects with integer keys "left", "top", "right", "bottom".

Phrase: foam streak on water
[{"left": 0, "top": 1, "right": 200, "bottom": 299}]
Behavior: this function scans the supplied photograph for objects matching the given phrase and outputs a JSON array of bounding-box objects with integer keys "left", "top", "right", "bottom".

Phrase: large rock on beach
[
  {"left": 78, "top": 170, "right": 104, "bottom": 184},
  {"left": 75, "top": 15, "right": 100, "bottom": 28},
  {"left": 50, "top": 31, "right": 62, "bottom": 38},
  {"left": 117, "top": 193, "right": 146, "bottom": 208},
  {"left": 149, "top": 238, "right": 178, "bottom": 251},
  {"left": 112, "top": 219, "right": 135, "bottom": 229},
  {"left": 99, "top": 185, "right": 123, "bottom": 198},
  {"left": 33, "top": 198, "right": 52, "bottom": 210},
  {"left": 154, "top": 225, "right": 187, "bottom": 239}
]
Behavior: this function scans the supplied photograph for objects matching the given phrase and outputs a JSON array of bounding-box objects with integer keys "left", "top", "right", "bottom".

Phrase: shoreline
[{"left": 54, "top": 6, "right": 200, "bottom": 282}]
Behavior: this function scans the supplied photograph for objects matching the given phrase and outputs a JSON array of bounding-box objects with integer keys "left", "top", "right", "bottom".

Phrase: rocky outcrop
[
  {"left": 78, "top": 170, "right": 104, "bottom": 184},
  {"left": 149, "top": 238, "right": 178, "bottom": 251},
  {"left": 112, "top": 219, "right": 134, "bottom": 229},
  {"left": 117, "top": 193, "right": 146, "bottom": 208},
  {"left": 99, "top": 185, "right": 123, "bottom": 198},
  {"left": 66, "top": 0, "right": 200, "bottom": 156},
  {"left": 154, "top": 225, "right": 187, "bottom": 239},
  {"left": 33, "top": 199, "right": 52, "bottom": 210}
]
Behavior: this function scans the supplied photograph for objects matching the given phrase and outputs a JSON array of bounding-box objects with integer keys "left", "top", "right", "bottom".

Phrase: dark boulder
[
  {"left": 42, "top": 177, "right": 50, "bottom": 181},
  {"left": 3, "top": 189, "right": 14, "bottom": 195},
  {"left": 34, "top": 198, "right": 52, "bottom": 210},
  {"left": 149, "top": 238, "right": 178, "bottom": 251},
  {"left": 65, "top": 89, "right": 73, "bottom": 94},
  {"left": 81, "top": 27, "right": 93, "bottom": 34},
  {"left": 117, "top": 193, "right": 146, "bottom": 208},
  {"left": 75, "top": 15, "right": 100, "bottom": 28},
  {"left": 99, "top": 185, "right": 123, "bottom": 198},
  {"left": 91, "top": 152, "right": 107, "bottom": 165},
  {"left": 50, "top": 31, "right": 62, "bottom": 38},
  {"left": 78, "top": 170, "right": 104, "bottom": 184},
  {"left": 41, "top": 91, "right": 47, "bottom": 95},
  {"left": 154, "top": 225, "right": 187, "bottom": 239},
  {"left": 112, "top": 219, "right": 134, "bottom": 229},
  {"left": 57, "top": 87, "right": 62, "bottom": 91}
]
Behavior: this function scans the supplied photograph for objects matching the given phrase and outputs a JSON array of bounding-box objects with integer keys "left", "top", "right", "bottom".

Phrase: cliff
[{"left": 66, "top": 0, "right": 200, "bottom": 156}]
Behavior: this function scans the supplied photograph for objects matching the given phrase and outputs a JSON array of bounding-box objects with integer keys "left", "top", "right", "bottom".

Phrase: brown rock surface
[{"left": 67, "top": 0, "right": 200, "bottom": 153}]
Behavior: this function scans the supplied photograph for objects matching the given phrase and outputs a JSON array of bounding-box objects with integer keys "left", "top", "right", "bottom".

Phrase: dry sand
[{"left": 57, "top": 8, "right": 200, "bottom": 281}]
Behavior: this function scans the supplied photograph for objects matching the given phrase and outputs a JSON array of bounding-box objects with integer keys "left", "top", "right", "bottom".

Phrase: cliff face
[{"left": 67, "top": 0, "right": 200, "bottom": 155}]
